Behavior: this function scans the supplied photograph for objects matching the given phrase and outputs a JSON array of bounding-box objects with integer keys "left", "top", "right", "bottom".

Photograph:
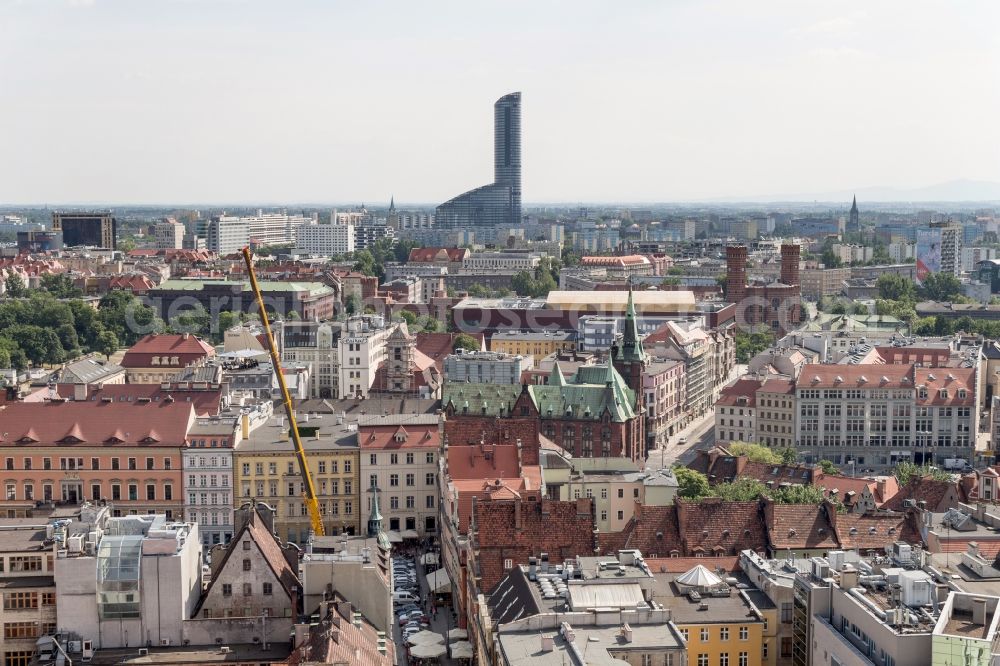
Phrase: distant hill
[{"left": 702, "top": 179, "right": 1000, "bottom": 204}]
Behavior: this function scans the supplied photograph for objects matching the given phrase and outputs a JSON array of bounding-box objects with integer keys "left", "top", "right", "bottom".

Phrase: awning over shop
[{"left": 426, "top": 567, "right": 451, "bottom": 593}]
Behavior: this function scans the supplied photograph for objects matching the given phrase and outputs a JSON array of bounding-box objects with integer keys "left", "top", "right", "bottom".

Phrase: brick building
[
  {"left": 120, "top": 332, "right": 216, "bottom": 383},
  {"left": 726, "top": 243, "right": 802, "bottom": 335}
]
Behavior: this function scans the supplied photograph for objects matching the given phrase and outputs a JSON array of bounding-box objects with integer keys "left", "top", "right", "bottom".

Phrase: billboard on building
[{"left": 916, "top": 228, "right": 941, "bottom": 285}]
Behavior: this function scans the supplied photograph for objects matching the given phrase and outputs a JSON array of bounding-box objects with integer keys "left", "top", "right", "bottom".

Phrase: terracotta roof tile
[
  {"left": 766, "top": 502, "right": 838, "bottom": 550},
  {"left": 0, "top": 400, "right": 195, "bottom": 446}
]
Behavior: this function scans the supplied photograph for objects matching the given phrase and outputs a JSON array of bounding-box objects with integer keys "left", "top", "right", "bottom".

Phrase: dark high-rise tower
[
  {"left": 436, "top": 92, "right": 522, "bottom": 229},
  {"left": 849, "top": 195, "right": 859, "bottom": 231}
]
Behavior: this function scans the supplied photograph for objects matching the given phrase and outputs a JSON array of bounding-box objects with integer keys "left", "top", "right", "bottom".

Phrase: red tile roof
[
  {"left": 447, "top": 443, "right": 522, "bottom": 480},
  {"left": 798, "top": 363, "right": 914, "bottom": 390},
  {"left": 716, "top": 379, "right": 762, "bottom": 408},
  {"left": 914, "top": 367, "right": 976, "bottom": 406},
  {"left": 678, "top": 499, "right": 767, "bottom": 556},
  {"left": 0, "top": 400, "right": 196, "bottom": 446},
  {"left": 765, "top": 502, "right": 839, "bottom": 550},
  {"left": 24, "top": 383, "right": 223, "bottom": 417},
  {"left": 288, "top": 603, "right": 393, "bottom": 666},
  {"left": 408, "top": 247, "right": 468, "bottom": 263},
  {"left": 882, "top": 476, "right": 965, "bottom": 512},
  {"left": 875, "top": 347, "right": 952, "bottom": 367},
  {"left": 358, "top": 424, "right": 441, "bottom": 450},
  {"left": 835, "top": 513, "right": 920, "bottom": 552},
  {"left": 644, "top": 556, "right": 742, "bottom": 574},
  {"left": 121, "top": 333, "right": 215, "bottom": 368}
]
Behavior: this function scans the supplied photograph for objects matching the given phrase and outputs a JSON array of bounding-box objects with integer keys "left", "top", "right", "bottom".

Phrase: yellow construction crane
[{"left": 241, "top": 247, "right": 325, "bottom": 537}]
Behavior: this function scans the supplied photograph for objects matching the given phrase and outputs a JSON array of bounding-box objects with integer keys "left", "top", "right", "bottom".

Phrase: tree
[
  {"left": 0, "top": 348, "right": 10, "bottom": 369},
  {"left": 893, "top": 461, "right": 952, "bottom": 485},
  {"left": 399, "top": 310, "right": 417, "bottom": 327},
  {"left": 876, "top": 274, "right": 916, "bottom": 302},
  {"left": 919, "top": 273, "right": 963, "bottom": 302},
  {"left": 772, "top": 484, "right": 832, "bottom": 506},
  {"left": 734, "top": 329, "right": 773, "bottom": 364},
  {"left": 345, "top": 294, "right": 360, "bottom": 316},
  {"left": 512, "top": 271, "right": 537, "bottom": 297},
  {"left": 452, "top": 333, "right": 481, "bottom": 352},
  {"left": 714, "top": 477, "right": 769, "bottom": 502},
  {"left": 217, "top": 311, "right": 241, "bottom": 339},
  {"left": 57, "top": 323, "right": 80, "bottom": 354},
  {"left": 727, "top": 442, "right": 782, "bottom": 464},
  {"left": 673, "top": 466, "right": 711, "bottom": 499},
  {"left": 817, "top": 460, "right": 840, "bottom": 475},
  {"left": 352, "top": 250, "right": 378, "bottom": 278},
  {"left": 95, "top": 331, "right": 120, "bottom": 360},
  {"left": 778, "top": 447, "right": 799, "bottom": 464},
  {"left": 821, "top": 248, "right": 843, "bottom": 268},
  {"left": 39, "top": 273, "right": 82, "bottom": 299},
  {"left": 286, "top": 310, "right": 300, "bottom": 320},
  {"left": 4, "top": 274, "right": 27, "bottom": 298}
]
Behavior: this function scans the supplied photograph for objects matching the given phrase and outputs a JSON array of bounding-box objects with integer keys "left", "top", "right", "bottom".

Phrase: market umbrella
[
  {"left": 450, "top": 641, "right": 474, "bottom": 659},
  {"left": 447, "top": 627, "right": 468, "bottom": 640},
  {"left": 410, "top": 643, "right": 447, "bottom": 659},
  {"left": 407, "top": 630, "right": 444, "bottom": 646}
]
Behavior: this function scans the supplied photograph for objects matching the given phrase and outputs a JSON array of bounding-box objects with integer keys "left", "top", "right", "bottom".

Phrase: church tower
[
  {"left": 611, "top": 286, "right": 648, "bottom": 458},
  {"left": 385, "top": 323, "right": 416, "bottom": 393},
  {"left": 849, "top": 195, "right": 859, "bottom": 232}
]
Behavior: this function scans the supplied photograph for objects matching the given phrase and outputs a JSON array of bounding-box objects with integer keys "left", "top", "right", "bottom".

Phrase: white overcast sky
[{"left": 1, "top": 0, "right": 998, "bottom": 205}]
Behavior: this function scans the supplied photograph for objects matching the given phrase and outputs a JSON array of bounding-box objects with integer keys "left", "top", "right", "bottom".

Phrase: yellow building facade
[
  {"left": 489, "top": 330, "right": 576, "bottom": 357},
  {"left": 233, "top": 419, "right": 361, "bottom": 544},
  {"left": 675, "top": 619, "right": 767, "bottom": 666}
]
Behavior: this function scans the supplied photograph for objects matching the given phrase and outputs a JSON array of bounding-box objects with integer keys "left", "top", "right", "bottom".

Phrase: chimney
[
  {"left": 540, "top": 635, "right": 554, "bottom": 652},
  {"left": 293, "top": 623, "right": 310, "bottom": 648},
  {"left": 621, "top": 623, "right": 633, "bottom": 643},
  {"left": 73, "top": 383, "right": 87, "bottom": 401},
  {"left": 840, "top": 564, "right": 858, "bottom": 590},
  {"left": 561, "top": 622, "right": 575, "bottom": 643},
  {"left": 182, "top": 332, "right": 190, "bottom": 340},
  {"left": 973, "top": 598, "right": 988, "bottom": 626},
  {"left": 514, "top": 499, "right": 522, "bottom": 530},
  {"left": 877, "top": 478, "right": 887, "bottom": 500},
  {"left": 241, "top": 412, "right": 250, "bottom": 439},
  {"left": 336, "top": 599, "right": 353, "bottom": 622}
]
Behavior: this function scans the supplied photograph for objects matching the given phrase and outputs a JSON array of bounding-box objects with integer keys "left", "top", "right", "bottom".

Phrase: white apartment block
[
  {"left": 359, "top": 414, "right": 441, "bottom": 538},
  {"left": 462, "top": 252, "right": 542, "bottom": 271},
  {"left": 794, "top": 364, "right": 977, "bottom": 471},
  {"left": 339, "top": 315, "right": 397, "bottom": 399},
  {"left": 154, "top": 219, "right": 185, "bottom": 249},
  {"left": 207, "top": 211, "right": 314, "bottom": 254},
  {"left": 295, "top": 221, "right": 355, "bottom": 256},
  {"left": 279, "top": 321, "right": 341, "bottom": 399},
  {"left": 183, "top": 419, "right": 236, "bottom": 546}
]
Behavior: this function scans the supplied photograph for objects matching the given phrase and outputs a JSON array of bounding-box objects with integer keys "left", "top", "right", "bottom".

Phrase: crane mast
[{"left": 241, "top": 247, "right": 325, "bottom": 537}]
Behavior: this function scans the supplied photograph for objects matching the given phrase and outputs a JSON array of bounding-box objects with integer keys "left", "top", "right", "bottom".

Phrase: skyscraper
[
  {"left": 52, "top": 212, "right": 117, "bottom": 249},
  {"left": 435, "top": 92, "right": 522, "bottom": 229}
]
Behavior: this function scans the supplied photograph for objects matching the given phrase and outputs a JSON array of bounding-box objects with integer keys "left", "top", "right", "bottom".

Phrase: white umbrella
[
  {"left": 450, "top": 641, "right": 474, "bottom": 659},
  {"left": 407, "top": 630, "right": 444, "bottom": 646},
  {"left": 410, "top": 643, "right": 447, "bottom": 659},
  {"left": 448, "top": 627, "right": 468, "bottom": 640}
]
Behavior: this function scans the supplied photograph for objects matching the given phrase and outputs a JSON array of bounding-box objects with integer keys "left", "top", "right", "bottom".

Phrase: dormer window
[
  {"left": 958, "top": 389, "right": 967, "bottom": 399},
  {"left": 939, "top": 389, "right": 948, "bottom": 399},
  {"left": 919, "top": 389, "right": 928, "bottom": 399},
  {"left": 151, "top": 356, "right": 161, "bottom": 365}
]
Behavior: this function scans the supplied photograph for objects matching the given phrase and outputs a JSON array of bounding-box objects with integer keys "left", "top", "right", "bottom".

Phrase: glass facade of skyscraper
[{"left": 436, "top": 92, "right": 522, "bottom": 229}]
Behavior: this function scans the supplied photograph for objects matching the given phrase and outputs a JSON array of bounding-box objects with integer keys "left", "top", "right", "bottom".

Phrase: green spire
[
  {"left": 621, "top": 285, "right": 647, "bottom": 363},
  {"left": 368, "top": 483, "right": 385, "bottom": 545},
  {"left": 604, "top": 355, "right": 616, "bottom": 386},
  {"left": 551, "top": 359, "right": 566, "bottom": 387}
]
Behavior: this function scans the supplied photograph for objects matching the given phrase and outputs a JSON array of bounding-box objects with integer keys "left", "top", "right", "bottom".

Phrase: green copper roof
[
  {"left": 532, "top": 363, "right": 636, "bottom": 423},
  {"left": 442, "top": 384, "right": 523, "bottom": 417}
]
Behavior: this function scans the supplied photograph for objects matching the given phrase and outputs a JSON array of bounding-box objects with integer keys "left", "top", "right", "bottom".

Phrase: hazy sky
[{"left": 1, "top": 0, "right": 998, "bottom": 205}]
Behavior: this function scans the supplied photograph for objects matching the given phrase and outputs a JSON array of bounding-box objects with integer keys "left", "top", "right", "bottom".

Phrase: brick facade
[{"left": 472, "top": 495, "right": 595, "bottom": 593}]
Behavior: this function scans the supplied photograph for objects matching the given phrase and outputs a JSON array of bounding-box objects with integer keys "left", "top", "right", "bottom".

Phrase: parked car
[{"left": 393, "top": 590, "right": 418, "bottom": 602}]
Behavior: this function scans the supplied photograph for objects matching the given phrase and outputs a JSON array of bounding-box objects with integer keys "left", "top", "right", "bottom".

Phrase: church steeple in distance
[{"left": 849, "top": 195, "right": 859, "bottom": 231}]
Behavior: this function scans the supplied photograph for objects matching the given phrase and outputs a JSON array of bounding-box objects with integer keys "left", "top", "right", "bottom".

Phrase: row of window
[
  {"left": 187, "top": 475, "right": 230, "bottom": 487},
  {"left": 186, "top": 457, "right": 230, "bottom": 468},
  {"left": 4, "top": 622, "right": 56, "bottom": 640},
  {"left": 221, "top": 581, "right": 273, "bottom": 596},
  {"left": 0, "top": 556, "right": 48, "bottom": 574},
  {"left": 244, "top": 479, "right": 354, "bottom": 497},
  {"left": 693, "top": 653, "right": 750, "bottom": 666},
  {"left": 186, "top": 492, "right": 230, "bottom": 506},
  {"left": 242, "top": 460, "right": 352, "bottom": 476},
  {"left": 3, "top": 591, "right": 54, "bottom": 610},
  {"left": 370, "top": 473, "right": 436, "bottom": 488},
  {"left": 367, "top": 452, "right": 435, "bottom": 465},
  {"left": 4, "top": 482, "right": 173, "bottom": 502},
  {"left": 3, "top": 457, "right": 172, "bottom": 471},
  {"left": 681, "top": 626, "right": 751, "bottom": 642}
]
